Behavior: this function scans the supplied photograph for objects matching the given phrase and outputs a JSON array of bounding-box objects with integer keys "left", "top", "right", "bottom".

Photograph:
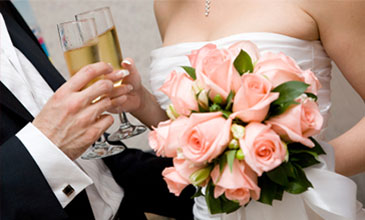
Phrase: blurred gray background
[{"left": 15, "top": 0, "right": 364, "bottom": 203}]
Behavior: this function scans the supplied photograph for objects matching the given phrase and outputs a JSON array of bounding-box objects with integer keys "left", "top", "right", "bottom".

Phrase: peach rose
[
  {"left": 160, "top": 70, "right": 198, "bottom": 116},
  {"left": 232, "top": 74, "right": 279, "bottom": 122},
  {"left": 228, "top": 40, "right": 260, "bottom": 64},
  {"left": 266, "top": 99, "right": 323, "bottom": 147},
  {"left": 149, "top": 117, "right": 188, "bottom": 157},
  {"left": 162, "top": 167, "right": 190, "bottom": 196},
  {"left": 188, "top": 44, "right": 241, "bottom": 100},
  {"left": 211, "top": 160, "right": 260, "bottom": 205},
  {"left": 254, "top": 52, "right": 321, "bottom": 94},
  {"left": 240, "top": 122, "right": 286, "bottom": 176},
  {"left": 162, "top": 158, "right": 203, "bottom": 196},
  {"left": 181, "top": 112, "right": 232, "bottom": 164},
  {"left": 302, "top": 69, "right": 321, "bottom": 95}
]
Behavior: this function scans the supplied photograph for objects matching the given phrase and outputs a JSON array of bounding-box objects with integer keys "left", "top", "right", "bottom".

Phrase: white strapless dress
[{"left": 149, "top": 32, "right": 365, "bottom": 220}]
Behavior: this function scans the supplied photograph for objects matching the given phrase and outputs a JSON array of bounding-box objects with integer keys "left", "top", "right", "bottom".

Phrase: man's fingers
[
  {"left": 88, "top": 114, "right": 114, "bottom": 142},
  {"left": 86, "top": 97, "right": 113, "bottom": 120},
  {"left": 80, "top": 79, "right": 114, "bottom": 104},
  {"left": 68, "top": 62, "right": 113, "bottom": 91}
]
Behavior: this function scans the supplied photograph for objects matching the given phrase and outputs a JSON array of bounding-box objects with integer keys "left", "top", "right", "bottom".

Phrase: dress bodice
[{"left": 149, "top": 32, "right": 332, "bottom": 129}]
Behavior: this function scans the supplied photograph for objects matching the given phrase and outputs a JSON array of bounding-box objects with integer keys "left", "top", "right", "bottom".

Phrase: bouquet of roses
[{"left": 148, "top": 41, "right": 325, "bottom": 214}]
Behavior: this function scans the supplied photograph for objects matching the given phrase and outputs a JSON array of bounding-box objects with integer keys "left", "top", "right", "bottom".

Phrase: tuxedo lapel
[
  {"left": 3, "top": 11, "right": 66, "bottom": 91},
  {"left": 0, "top": 82, "right": 33, "bottom": 122}
]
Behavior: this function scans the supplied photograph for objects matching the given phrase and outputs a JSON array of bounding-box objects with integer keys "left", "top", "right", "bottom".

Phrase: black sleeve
[
  {"left": 103, "top": 147, "right": 195, "bottom": 220},
  {"left": 0, "top": 136, "right": 67, "bottom": 220}
]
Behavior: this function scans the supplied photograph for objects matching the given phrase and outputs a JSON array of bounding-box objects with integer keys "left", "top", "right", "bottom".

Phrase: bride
[{"left": 110, "top": 0, "right": 365, "bottom": 219}]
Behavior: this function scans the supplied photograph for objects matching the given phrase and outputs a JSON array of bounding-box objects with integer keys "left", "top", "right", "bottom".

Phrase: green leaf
[
  {"left": 214, "top": 94, "right": 223, "bottom": 105},
  {"left": 191, "top": 187, "right": 203, "bottom": 198},
  {"left": 269, "top": 81, "right": 309, "bottom": 117},
  {"left": 225, "top": 91, "right": 235, "bottom": 110},
  {"left": 290, "top": 153, "right": 320, "bottom": 168},
  {"left": 205, "top": 181, "right": 241, "bottom": 214},
  {"left": 220, "top": 194, "right": 241, "bottom": 214},
  {"left": 226, "top": 150, "right": 237, "bottom": 172},
  {"left": 282, "top": 162, "right": 296, "bottom": 178},
  {"left": 182, "top": 66, "right": 196, "bottom": 80},
  {"left": 210, "top": 103, "right": 221, "bottom": 112},
  {"left": 269, "top": 100, "right": 298, "bottom": 116},
  {"left": 272, "top": 81, "right": 309, "bottom": 103},
  {"left": 220, "top": 110, "right": 232, "bottom": 119},
  {"left": 305, "top": 92, "right": 318, "bottom": 101},
  {"left": 219, "top": 155, "right": 227, "bottom": 173},
  {"left": 233, "top": 50, "right": 254, "bottom": 75},
  {"left": 267, "top": 164, "right": 289, "bottom": 187},
  {"left": 309, "top": 137, "right": 326, "bottom": 155},
  {"left": 258, "top": 173, "right": 282, "bottom": 205},
  {"left": 274, "top": 187, "right": 284, "bottom": 201},
  {"left": 285, "top": 165, "right": 313, "bottom": 194}
]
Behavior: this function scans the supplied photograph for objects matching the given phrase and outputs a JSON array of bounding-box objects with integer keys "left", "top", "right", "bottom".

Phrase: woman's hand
[
  {"left": 107, "top": 58, "right": 168, "bottom": 128},
  {"left": 107, "top": 58, "right": 146, "bottom": 114}
]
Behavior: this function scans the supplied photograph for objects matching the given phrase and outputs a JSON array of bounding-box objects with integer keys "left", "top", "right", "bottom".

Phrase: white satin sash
[{"left": 193, "top": 142, "right": 365, "bottom": 220}]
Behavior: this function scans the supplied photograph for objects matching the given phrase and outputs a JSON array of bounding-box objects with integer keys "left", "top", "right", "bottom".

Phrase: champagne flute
[
  {"left": 76, "top": 7, "right": 147, "bottom": 142},
  {"left": 57, "top": 18, "right": 125, "bottom": 159}
]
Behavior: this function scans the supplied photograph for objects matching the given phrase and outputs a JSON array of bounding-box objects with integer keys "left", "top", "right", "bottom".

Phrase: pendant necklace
[{"left": 205, "top": 0, "right": 211, "bottom": 17}]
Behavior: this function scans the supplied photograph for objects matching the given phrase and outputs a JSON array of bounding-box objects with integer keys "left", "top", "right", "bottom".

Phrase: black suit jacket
[{"left": 0, "top": 2, "right": 194, "bottom": 220}]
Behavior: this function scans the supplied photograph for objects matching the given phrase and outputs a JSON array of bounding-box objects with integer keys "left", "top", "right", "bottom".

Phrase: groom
[{"left": 0, "top": 1, "right": 194, "bottom": 219}]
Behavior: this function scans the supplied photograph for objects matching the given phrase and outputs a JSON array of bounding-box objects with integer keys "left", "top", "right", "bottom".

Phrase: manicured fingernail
[
  {"left": 126, "top": 84, "right": 133, "bottom": 91},
  {"left": 107, "top": 63, "right": 113, "bottom": 70},
  {"left": 122, "top": 60, "right": 132, "bottom": 66},
  {"left": 116, "top": 69, "right": 129, "bottom": 78}
]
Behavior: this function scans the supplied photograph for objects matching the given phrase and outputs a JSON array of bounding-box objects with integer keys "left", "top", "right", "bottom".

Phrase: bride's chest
[{"left": 157, "top": 0, "right": 318, "bottom": 46}]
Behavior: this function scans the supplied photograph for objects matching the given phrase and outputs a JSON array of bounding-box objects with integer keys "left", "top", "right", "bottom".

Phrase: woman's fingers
[
  {"left": 109, "top": 84, "right": 134, "bottom": 99},
  {"left": 104, "top": 69, "right": 130, "bottom": 82}
]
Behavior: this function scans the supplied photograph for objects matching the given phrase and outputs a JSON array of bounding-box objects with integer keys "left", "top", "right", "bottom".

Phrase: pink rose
[
  {"left": 181, "top": 112, "right": 232, "bottom": 164},
  {"left": 232, "top": 74, "right": 279, "bottom": 122},
  {"left": 240, "top": 122, "right": 286, "bottom": 176},
  {"left": 188, "top": 44, "right": 241, "bottom": 100},
  {"left": 162, "top": 158, "right": 203, "bottom": 196},
  {"left": 160, "top": 70, "right": 198, "bottom": 116},
  {"left": 211, "top": 160, "right": 260, "bottom": 205},
  {"left": 254, "top": 52, "right": 321, "bottom": 94},
  {"left": 162, "top": 167, "right": 189, "bottom": 196},
  {"left": 228, "top": 40, "right": 260, "bottom": 64},
  {"left": 266, "top": 99, "right": 323, "bottom": 147},
  {"left": 149, "top": 117, "right": 189, "bottom": 157},
  {"left": 302, "top": 70, "right": 321, "bottom": 95}
]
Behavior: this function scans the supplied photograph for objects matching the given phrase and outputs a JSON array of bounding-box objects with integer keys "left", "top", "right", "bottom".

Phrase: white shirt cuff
[{"left": 16, "top": 123, "right": 93, "bottom": 208}]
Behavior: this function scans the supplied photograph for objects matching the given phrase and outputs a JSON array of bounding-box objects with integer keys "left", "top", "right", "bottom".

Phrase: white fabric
[
  {"left": 0, "top": 14, "right": 123, "bottom": 220},
  {"left": 149, "top": 32, "right": 365, "bottom": 219}
]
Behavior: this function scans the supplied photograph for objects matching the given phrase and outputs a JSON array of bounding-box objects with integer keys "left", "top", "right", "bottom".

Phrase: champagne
[
  {"left": 98, "top": 26, "right": 123, "bottom": 69},
  {"left": 97, "top": 26, "right": 123, "bottom": 86},
  {"left": 64, "top": 40, "right": 102, "bottom": 88}
]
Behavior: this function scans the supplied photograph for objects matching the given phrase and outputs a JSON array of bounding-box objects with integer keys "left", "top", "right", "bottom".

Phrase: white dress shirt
[{"left": 0, "top": 14, "right": 123, "bottom": 220}]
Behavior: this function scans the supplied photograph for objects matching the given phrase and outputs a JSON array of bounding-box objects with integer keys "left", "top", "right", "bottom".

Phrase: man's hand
[{"left": 32, "top": 62, "right": 116, "bottom": 160}]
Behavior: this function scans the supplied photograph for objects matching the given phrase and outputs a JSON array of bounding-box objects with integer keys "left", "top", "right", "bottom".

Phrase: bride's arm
[
  {"left": 304, "top": 0, "right": 365, "bottom": 176},
  {"left": 108, "top": 58, "right": 168, "bottom": 129}
]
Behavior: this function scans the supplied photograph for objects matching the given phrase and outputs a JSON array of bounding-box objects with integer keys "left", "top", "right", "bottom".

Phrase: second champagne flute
[{"left": 76, "top": 7, "right": 147, "bottom": 142}]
